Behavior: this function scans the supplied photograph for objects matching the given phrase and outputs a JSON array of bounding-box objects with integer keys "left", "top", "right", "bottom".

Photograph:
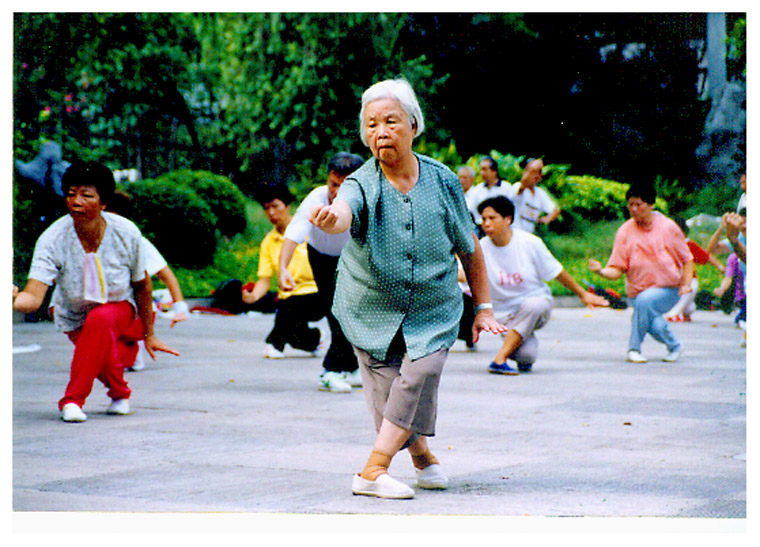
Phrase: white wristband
[
  {"left": 474, "top": 303, "right": 493, "bottom": 312},
  {"left": 172, "top": 301, "right": 189, "bottom": 315}
]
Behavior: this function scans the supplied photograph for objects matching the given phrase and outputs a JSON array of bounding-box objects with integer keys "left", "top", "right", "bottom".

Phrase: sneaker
[
  {"left": 264, "top": 344, "right": 285, "bottom": 359},
  {"left": 517, "top": 362, "right": 533, "bottom": 372},
  {"left": 663, "top": 347, "right": 683, "bottom": 362},
  {"left": 627, "top": 350, "right": 647, "bottom": 363},
  {"left": 342, "top": 369, "right": 363, "bottom": 388},
  {"left": 61, "top": 403, "right": 87, "bottom": 423},
  {"left": 106, "top": 398, "right": 131, "bottom": 415},
  {"left": 415, "top": 464, "right": 449, "bottom": 490},
  {"left": 488, "top": 361, "right": 519, "bottom": 375},
  {"left": 319, "top": 371, "right": 352, "bottom": 393},
  {"left": 128, "top": 342, "right": 146, "bottom": 371},
  {"left": 352, "top": 473, "right": 414, "bottom": 499}
]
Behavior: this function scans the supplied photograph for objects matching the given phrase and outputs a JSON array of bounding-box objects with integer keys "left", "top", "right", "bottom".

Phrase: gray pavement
[{"left": 11, "top": 303, "right": 746, "bottom": 523}]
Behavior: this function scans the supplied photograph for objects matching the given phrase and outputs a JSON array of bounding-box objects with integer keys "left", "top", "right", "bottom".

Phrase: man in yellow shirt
[{"left": 243, "top": 184, "right": 323, "bottom": 358}]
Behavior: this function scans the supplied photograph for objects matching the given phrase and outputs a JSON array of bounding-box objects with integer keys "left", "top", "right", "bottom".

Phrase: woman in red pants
[{"left": 13, "top": 161, "right": 178, "bottom": 422}]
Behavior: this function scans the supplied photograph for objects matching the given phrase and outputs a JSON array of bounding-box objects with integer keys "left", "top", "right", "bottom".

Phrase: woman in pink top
[{"left": 588, "top": 183, "right": 694, "bottom": 363}]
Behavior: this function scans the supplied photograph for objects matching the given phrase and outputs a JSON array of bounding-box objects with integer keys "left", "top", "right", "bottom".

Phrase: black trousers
[
  {"left": 307, "top": 245, "right": 359, "bottom": 373},
  {"left": 265, "top": 292, "right": 324, "bottom": 352}
]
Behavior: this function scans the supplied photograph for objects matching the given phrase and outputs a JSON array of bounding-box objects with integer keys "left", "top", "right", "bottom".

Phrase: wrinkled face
[
  {"left": 480, "top": 206, "right": 511, "bottom": 239},
  {"left": 480, "top": 161, "right": 499, "bottom": 184},
  {"left": 263, "top": 198, "right": 290, "bottom": 228},
  {"left": 458, "top": 170, "right": 474, "bottom": 193},
  {"left": 521, "top": 159, "right": 544, "bottom": 188},
  {"left": 326, "top": 171, "right": 348, "bottom": 204},
  {"left": 66, "top": 185, "right": 105, "bottom": 223},
  {"left": 627, "top": 196, "right": 653, "bottom": 224},
  {"left": 363, "top": 98, "right": 415, "bottom": 166}
]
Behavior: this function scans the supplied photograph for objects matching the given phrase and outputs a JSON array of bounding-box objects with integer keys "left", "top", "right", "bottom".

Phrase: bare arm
[
  {"left": 539, "top": 206, "right": 561, "bottom": 224},
  {"left": 459, "top": 234, "right": 508, "bottom": 342},
  {"left": 588, "top": 259, "right": 624, "bottom": 281},
  {"left": 555, "top": 269, "right": 609, "bottom": 308},
  {"left": 155, "top": 266, "right": 187, "bottom": 326},
  {"left": 679, "top": 260, "right": 695, "bottom": 295},
  {"left": 132, "top": 274, "right": 179, "bottom": 359},
  {"left": 12, "top": 279, "right": 49, "bottom": 314},
  {"left": 242, "top": 277, "right": 271, "bottom": 305},
  {"left": 706, "top": 221, "right": 731, "bottom": 255},
  {"left": 278, "top": 238, "right": 298, "bottom": 291},
  {"left": 724, "top": 213, "right": 747, "bottom": 263},
  {"left": 309, "top": 200, "right": 352, "bottom": 234}
]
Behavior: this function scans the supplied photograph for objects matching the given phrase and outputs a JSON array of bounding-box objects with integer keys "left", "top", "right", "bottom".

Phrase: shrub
[
  {"left": 155, "top": 169, "right": 248, "bottom": 238},
  {"left": 126, "top": 179, "right": 218, "bottom": 268}
]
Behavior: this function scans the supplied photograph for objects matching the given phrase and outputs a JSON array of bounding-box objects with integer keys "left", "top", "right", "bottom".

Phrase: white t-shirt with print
[
  {"left": 510, "top": 184, "right": 557, "bottom": 233},
  {"left": 480, "top": 228, "right": 563, "bottom": 320}
]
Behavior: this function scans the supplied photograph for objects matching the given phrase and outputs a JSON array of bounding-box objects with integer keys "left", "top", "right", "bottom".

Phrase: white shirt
[
  {"left": 29, "top": 212, "right": 146, "bottom": 332},
  {"left": 510, "top": 184, "right": 558, "bottom": 233},
  {"left": 480, "top": 229, "right": 563, "bottom": 320},
  {"left": 737, "top": 192, "right": 746, "bottom": 213},
  {"left": 466, "top": 181, "right": 516, "bottom": 224},
  {"left": 142, "top": 237, "right": 168, "bottom": 277},
  {"left": 284, "top": 185, "right": 350, "bottom": 257}
]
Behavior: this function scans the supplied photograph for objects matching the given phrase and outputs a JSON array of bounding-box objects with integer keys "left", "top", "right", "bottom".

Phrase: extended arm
[
  {"left": 12, "top": 279, "right": 50, "bottom": 314},
  {"left": 588, "top": 259, "right": 624, "bottom": 281},
  {"left": 132, "top": 274, "right": 179, "bottom": 359},
  {"left": 155, "top": 266, "right": 187, "bottom": 326},
  {"left": 309, "top": 200, "right": 352, "bottom": 234},
  {"left": 459, "top": 234, "right": 508, "bottom": 342},
  {"left": 278, "top": 238, "right": 298, "bottom": 291},
  {"left": 538, "top": 206, "right": 561, "bottom": 225},
  {"left": 555, "top": 269, "right": 609, "bottom": 308},
  {"left": 242, "top": 277, "right": 271, "bottom": 305}
]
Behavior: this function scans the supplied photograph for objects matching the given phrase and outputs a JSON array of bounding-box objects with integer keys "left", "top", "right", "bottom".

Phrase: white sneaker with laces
[
  {"left": 342, "top": 369, "right": 363, "bottom": 387},
  {"left": 106, "top": 398, "right": 131, "bottom": 415},
  {"left": 61, "top": 403, "right": 87, "bottom": 422},
  {"left": 319, "top": 371, "right": 352, "bottom": 393},
  {"left": 627, "top": 350, "right": 647, "bottom": 363},
  {"left": 415, "top": 464, "right": 449, "bottom": 490},
  {"left": 663, "top": 347, "right": 683, "bottom": 362},
  {"left": 264, "top": 344, "right": 285, "bottom": 359},
  {"left": 129, "top": 341, "right": 146, "bottom": 371}
]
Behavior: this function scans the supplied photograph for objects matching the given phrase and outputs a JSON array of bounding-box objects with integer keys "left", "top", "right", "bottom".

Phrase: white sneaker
[
  {"left": 627, "top": 350, "right": 647, "bottom": 363},
  {"left": 311, "top": 330, "right": 327, "bottom": 357},
  {"left": 319, "top": 371, "right": 352, "bottom": 393},
  {"left": 342, "top": 369, "right": 363, "bottom": 388},
  {"left": 61, "top": 403, "right": 87, "bottom": 423},
  {"left": 128, "top": 342, "right": 146, "bottom": 371},
  {"left": 351, "top": 473, "right": 414, "bottom": 499},
  {"left": 264, "top": 344, "right": 285, "bottom": 359},
  {"left": 663, "top": 347, "right": 683, "bottom": 362},
  {"left": 415, "top": 464, "right": 448, "bottom": 490},
  {"left": 106, "top": 398, "right": 131, "bottom": 415}
]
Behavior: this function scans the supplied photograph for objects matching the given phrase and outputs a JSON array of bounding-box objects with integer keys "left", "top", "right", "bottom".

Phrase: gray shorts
[
  {"left": 495, "top": 296, "right": 552, "bottom": 365},
  {"left": 354, "top": 343, "right": 448, "bottom": 446}
]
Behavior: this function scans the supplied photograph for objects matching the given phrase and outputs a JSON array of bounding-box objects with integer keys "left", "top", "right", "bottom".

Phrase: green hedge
[
  {"left": 126, "top": 179, "right": 218, "bottom": 268},
  {"left": 154, "top": 169, "right": 248, "bottom": 238}
]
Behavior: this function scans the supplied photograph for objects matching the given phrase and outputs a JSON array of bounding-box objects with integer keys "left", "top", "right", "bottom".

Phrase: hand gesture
[
  {"left": 278, "top": 269, "right": 295, "bottom": 292},
  {"left": 580, "top": 290, "right": 609, "bottom": 309},
  {"left": 588, "top": 259, "right": 602, "bottom": 273},
  {"left": 471, "top": 309, "right": 508, "bottom": 344},
  {"left": 144, "top": 334, "right": 180, "bottom": 360}
]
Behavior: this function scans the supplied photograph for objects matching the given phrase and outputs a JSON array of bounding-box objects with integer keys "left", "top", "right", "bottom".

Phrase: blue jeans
[{"left": 629, "top": 287, "right": 681, "bottom": 353}]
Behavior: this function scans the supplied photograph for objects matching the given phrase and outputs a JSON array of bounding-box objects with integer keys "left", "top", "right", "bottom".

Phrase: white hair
[{"left": 359, "top": 78, "right": 425, "bottom": 147}]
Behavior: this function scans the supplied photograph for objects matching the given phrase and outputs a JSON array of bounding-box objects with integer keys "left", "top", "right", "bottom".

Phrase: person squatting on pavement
[
  {"left": 478, "top": 196, "right": 608, "bottom": 375},
  {"left": 309, "top": 78, "right": 507, "bottom": 499},
  {"left": 12, "top": 161, "right": 179, "bottom": 423},
  {"left": 278, "top": 151, "right": 366, "bottom": 393},
  {"left": 588, "top": 182, "right": 694, "bottom": 364},
  {"left": 243, "top": 184, "right": 324, "bottom": 359}
]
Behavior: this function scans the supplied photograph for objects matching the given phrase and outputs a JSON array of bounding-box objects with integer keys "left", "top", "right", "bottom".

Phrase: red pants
[{"left": 59, "top": 302, "right": 143, "bottom": 410}]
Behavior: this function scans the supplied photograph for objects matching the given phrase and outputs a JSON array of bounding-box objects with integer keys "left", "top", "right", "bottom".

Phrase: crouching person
[
  {"left": 12, "top": 161, "right": 179, "bottom": 422},
  {"left": 478, "top": 196, "right": 608, "bottom": 375}
]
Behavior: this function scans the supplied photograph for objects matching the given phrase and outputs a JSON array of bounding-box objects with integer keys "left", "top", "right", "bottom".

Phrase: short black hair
[
  {"left": 61, "top": 161, "right": 116, "bottom": 205},
  {"left": 480, "top": 156, "right": 499, "bottom": 173},
  {"left": 256, "top": 183, "right": 294, "bottom": 206},
  {"left": 327, "top": 152, "right": 364, "bottom": 176},
  {"left": 625, "top": 182, "right": 657, "bottom": 205},
  {"left": 477, "top": 195, "right": 515, "bottom": 220}
]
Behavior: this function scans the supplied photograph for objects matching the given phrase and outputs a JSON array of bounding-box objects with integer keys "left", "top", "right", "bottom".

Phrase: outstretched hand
[
  {"left": 309, "top": 204, "right": 339, "bottom": 230},
  {"left": 144, "top": 334, "right": 180, "bottom": 361},
  {"left": 471, "top": 309, "right": 508, "bottom": 344},
  {"left": 580, "top": 290, "right": 609, "bottom": 309}
]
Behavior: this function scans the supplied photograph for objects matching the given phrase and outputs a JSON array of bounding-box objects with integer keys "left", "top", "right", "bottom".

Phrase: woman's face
[
  {"left": 363, "top": 98, "right": 415, "bottom": 166},
  {"left": 66, "top": 185, "right": 106, "bottom": 223},
  {"left": 627, "top": 196, "right": 653, "bottom": 225}
]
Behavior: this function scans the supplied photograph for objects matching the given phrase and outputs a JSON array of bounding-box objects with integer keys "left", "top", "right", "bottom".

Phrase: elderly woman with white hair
[{"left": 310, "top": 78, "right": 506, "bottom": 499}]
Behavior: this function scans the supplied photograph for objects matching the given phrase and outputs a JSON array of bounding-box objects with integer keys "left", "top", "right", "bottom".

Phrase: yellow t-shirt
[{"left": 257, "top": 228, "right": 318, "bottom": 299}]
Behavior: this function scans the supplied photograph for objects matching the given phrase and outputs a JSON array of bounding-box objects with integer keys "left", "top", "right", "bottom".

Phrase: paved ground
[{"left": 10, "top": 302, "right": 747, "bottom": 533}]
